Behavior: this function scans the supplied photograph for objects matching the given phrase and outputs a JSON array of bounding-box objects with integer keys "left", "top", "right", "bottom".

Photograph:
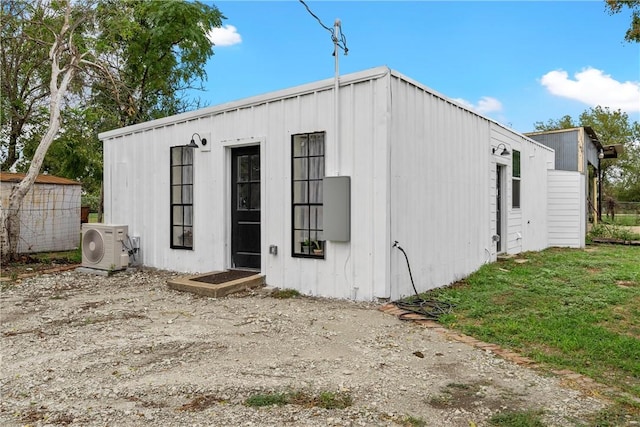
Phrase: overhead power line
[{"left": 298, "top": 0, "right": 348, "bottom": 55}]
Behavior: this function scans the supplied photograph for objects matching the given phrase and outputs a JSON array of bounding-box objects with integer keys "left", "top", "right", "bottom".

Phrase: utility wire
[{"left": 298, "top": 0, "right": 349, "bottom": 55}]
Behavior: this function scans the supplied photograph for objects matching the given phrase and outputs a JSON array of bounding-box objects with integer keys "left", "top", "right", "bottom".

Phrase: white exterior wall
[
  {"left": 102, "top": 68, "right": 391, "bottom": 300},
  {"left": 102, "top": 67, "right": 556, "bottom": 301},
  {"left": 0, "top": 182, "right": 81, "bottom": 253},
  {"left": 547, "top": 170, "right": 585, "bottom": 248},
  {"left": 387, "top": 73, "right": 554, "bottom": 300},
  {"left": 490, "top": 125, "right": 555, "bottom": 255}
]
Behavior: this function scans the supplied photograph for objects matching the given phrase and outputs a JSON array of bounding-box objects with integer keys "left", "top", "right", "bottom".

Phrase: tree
[
  {"left": 605, "top": 0, "right": 640, "bottom": 43},
  {"left": 533, "top": 106, "right": 640, "bottom": 201},
  {"left": 0, "top": 0, "right": 53, "bottom": 171},
  {"left": 1, "top": 0, "right": 93, "bottom": 259},
  {"left": 92, "top": 0, "right": 223, "bottom": 127},
  {"left": 0, "top": 0, "right": 224, "bottom": 260}
]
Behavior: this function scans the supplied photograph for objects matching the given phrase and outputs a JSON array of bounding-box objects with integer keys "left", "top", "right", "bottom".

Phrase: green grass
[
  {"left": 589, "top": 223, "right": 640, "bottom": 241},
  {"left": 600, "top": 213, "right": 640, "bottom": 227},
  {"left": 488, "top": 410, "right": 546, "bottom": 427},
  {"left": 422, "top": 245, "right": 640, "bottom": 418},
  {"left": 245, "top": 390, "right": 352, "bottom": 409}
]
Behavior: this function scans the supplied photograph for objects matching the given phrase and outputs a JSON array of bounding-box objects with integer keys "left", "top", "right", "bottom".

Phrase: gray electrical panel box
[{"left": 323, "top": 176, "right": 350, "bottom": 242}]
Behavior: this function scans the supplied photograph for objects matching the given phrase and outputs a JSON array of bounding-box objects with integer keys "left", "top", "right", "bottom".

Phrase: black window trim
[
  {"left": 291, "top": 131, "right": 325, "bottom": 259},
  {"left": 512, "top": 149, "right": 521, "bottom": 209},
  {"left": 170, "top": 145, "right": 194, "bottom": 250}
]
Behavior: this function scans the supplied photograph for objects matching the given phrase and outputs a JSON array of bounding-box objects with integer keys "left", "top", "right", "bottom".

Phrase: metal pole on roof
[{"left": 333, "top": 18, "right": 341, "bottom": 176}]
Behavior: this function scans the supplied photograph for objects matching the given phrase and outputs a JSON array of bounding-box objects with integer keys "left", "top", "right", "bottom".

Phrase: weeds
[
  {"left": 488, "top": 409, "right": 546, "bottom": 426},
  {"left": 589, "top": 223, "right": 640, "bottom": 241},
  {"left": 245, "top": 390, "right": 352, "bottom": 409},
  {"left": 270, "top": 288, "right": 302, "bottom": 299}
]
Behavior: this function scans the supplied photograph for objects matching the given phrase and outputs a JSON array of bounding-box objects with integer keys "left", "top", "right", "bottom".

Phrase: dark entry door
[
  {"left": 231, "top": 146, "right": 261, "bottom": 269},
  {"left": 496, "top": 166, "right": 502, "bottom": 253}
]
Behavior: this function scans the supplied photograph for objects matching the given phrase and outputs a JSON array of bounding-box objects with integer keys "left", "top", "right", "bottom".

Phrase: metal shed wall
[
  {"left": 527, "top": 129, "right": 579, "bottom": 172},
  {"left": 0, "top": 181, "right": 81, "bottom": 253}
]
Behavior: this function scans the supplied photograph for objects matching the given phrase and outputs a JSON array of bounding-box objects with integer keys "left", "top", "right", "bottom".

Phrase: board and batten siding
[
  {"left": 102, "top": 66, "right": 557, "bottom": 301},
  {"left": 102, "top": 68, "right": 392, "bottom": 301},
  {"left": 547, "top": 170, "right": 585, "bottom": 248},
  {"left": 387, "top": 74, "right": 492, "bottom": 300},
  {"left": 490, "top": 125, "right": 555, "bottom": 255}
]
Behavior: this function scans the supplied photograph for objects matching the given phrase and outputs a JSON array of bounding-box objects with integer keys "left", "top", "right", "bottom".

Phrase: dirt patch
[
  {"left": 1, "top": 254, "right": 79, "bottom": 280},
  {"left": 0, "top": 268, "right": 609, "bottom": 426},
  {"left": 190, "top": 269, "right": 257, "bottom": 284}
]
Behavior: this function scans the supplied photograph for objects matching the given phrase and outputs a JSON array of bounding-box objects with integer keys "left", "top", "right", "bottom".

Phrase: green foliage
[
  {"left": 245, "top": 390, "right": 352, "bottom": 409},
  {"left": 605, "top": 0, "right": 640, "bottom": 43},
  {"left": 2, "top": 0, "right": 224, "bottom": 207},
  {"left": 488, "top": 410, "right": 546, "bottom": 427},
  {"left": 533, "top": 106, "right": 640, "bottom": 202},
  {"left": 589, "top": 223, "right": 640, "bottom": 240},
  {"left": 245, "top": 392, "right": 289, "bottom": 407},
  {"left": 316, "top": 391, "right": 352, "bottom": 409},
  {"left": 399, "top": 416, "right": 427, "bottom": 427},
  {"left": 93, "top": 0, "right": 224, "bottom": 126}
]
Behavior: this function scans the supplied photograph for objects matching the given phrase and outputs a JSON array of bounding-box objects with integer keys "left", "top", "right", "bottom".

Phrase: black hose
[
  {"left": 391, "top": 241, "right": 454, "bottom": 321},
  {"left": 393, "top": 241, "right": 419, "bottom": 297}
]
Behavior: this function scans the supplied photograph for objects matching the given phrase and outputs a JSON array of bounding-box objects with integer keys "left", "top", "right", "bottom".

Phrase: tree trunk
[{"left": 0, "top": 5, "right": 80, "bottom": 261}]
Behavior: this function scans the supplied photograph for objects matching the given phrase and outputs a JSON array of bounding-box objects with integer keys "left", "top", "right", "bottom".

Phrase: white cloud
[
  {"left": 207, "top": 24, "right": 242, "bottom": 47},
  {"left": 452, "top": 96, "right": 503, "bottom": 114},
  {"left": 541, "top": 67, "right": 640, "bottom": 112}
]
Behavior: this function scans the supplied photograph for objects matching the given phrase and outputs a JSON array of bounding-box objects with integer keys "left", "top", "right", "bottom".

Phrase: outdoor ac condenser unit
[{"left": 81, "top": 224, "right": 129, "bottom": 271}]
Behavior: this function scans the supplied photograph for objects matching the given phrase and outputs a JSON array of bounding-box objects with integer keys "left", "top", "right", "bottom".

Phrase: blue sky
[{"left": 201, "top": 1, "right": 639, "bottom": 133}]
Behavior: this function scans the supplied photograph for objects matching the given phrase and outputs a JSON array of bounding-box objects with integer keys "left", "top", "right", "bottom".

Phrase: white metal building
[
  {"left": 100, "top": 67, "right": 556, "bottom": 301},
  {"left": 0, "top": 172, "right": 81, "bottom": 254}
]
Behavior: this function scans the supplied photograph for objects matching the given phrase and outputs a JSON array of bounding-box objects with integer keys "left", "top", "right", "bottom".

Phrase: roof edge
[{"left": 99, "top": 66, "right": 392, "bottom": 140}]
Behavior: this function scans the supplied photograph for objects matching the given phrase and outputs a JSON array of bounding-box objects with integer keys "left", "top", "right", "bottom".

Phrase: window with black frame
[
  {"left": 292, "top": 132, "right": 325, "bottom": 258},
  {"left": 170, "top": 145, "right": 194, "bottom": 249},
  {"left": 512, "top": 149, "right": 521, "bottom": 209}
]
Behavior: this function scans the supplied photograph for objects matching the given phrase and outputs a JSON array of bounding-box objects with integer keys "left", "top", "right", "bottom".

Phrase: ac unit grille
[{"left": 82, "top": 229, "right": 105, "bottom": 264}]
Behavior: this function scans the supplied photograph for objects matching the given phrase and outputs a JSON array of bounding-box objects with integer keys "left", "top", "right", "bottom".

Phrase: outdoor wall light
[
  {"left": 598, "top": 149, "right": 604, "bottom": 159},
  {"left": 492, "top": 143, "right": 510, "bottom": 156},
  {"left": 188, "top": 133, "right": 207, "bottom": 148}
]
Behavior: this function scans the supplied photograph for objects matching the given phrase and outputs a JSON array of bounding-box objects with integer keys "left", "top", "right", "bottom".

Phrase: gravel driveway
[{"left": 1, "top": 268, "right": 606, "bottom": 426}]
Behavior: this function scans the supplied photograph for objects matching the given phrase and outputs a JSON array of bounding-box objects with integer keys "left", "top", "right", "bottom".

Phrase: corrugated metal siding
[
  {"left": 527, "top": 130, "right": 579, "bottom": 172},
  {"left": 548, "top": 170, "right": 585, "bottom": 247}
]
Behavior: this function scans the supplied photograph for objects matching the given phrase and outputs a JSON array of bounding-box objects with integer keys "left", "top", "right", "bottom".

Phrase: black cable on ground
[{"left": 391, "top": 241, "right": 455, "bottom": 321}]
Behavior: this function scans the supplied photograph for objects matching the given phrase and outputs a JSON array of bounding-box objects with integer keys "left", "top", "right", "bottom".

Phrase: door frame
[
  {"left": 222, "top": 138, "right": 265, "bottom": 271},
  {"left": 495, "top": 163, "right": 507, "bottom": 254}
]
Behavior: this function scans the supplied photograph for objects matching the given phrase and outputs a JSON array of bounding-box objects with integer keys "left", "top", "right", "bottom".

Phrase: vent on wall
[{"left": 81, "top": 224, "right": 129, "bottom": 271}]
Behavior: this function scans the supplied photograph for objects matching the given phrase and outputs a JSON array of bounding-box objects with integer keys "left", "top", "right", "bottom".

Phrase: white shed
[
  {"left": 0, "top": 172, "right": 81, "bottom": 254},
  {"left": 100, "top": 67, "right": 555, "bottom": 301}
]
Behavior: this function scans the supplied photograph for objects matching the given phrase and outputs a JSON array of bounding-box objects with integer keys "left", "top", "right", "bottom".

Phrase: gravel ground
[{"left": 1, "top": 268, "right": 608, "bottom": 426}]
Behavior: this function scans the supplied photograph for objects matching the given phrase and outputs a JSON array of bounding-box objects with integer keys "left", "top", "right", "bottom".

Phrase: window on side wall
[
  {"left": 170, "top": 145, "right": 194, "bottom": 249},
  {"left": 292, "top": 132, "right": 325, "bottom": 258},
  {"left": 512, "top": 149, "right": 521, "bottom": 209}
]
